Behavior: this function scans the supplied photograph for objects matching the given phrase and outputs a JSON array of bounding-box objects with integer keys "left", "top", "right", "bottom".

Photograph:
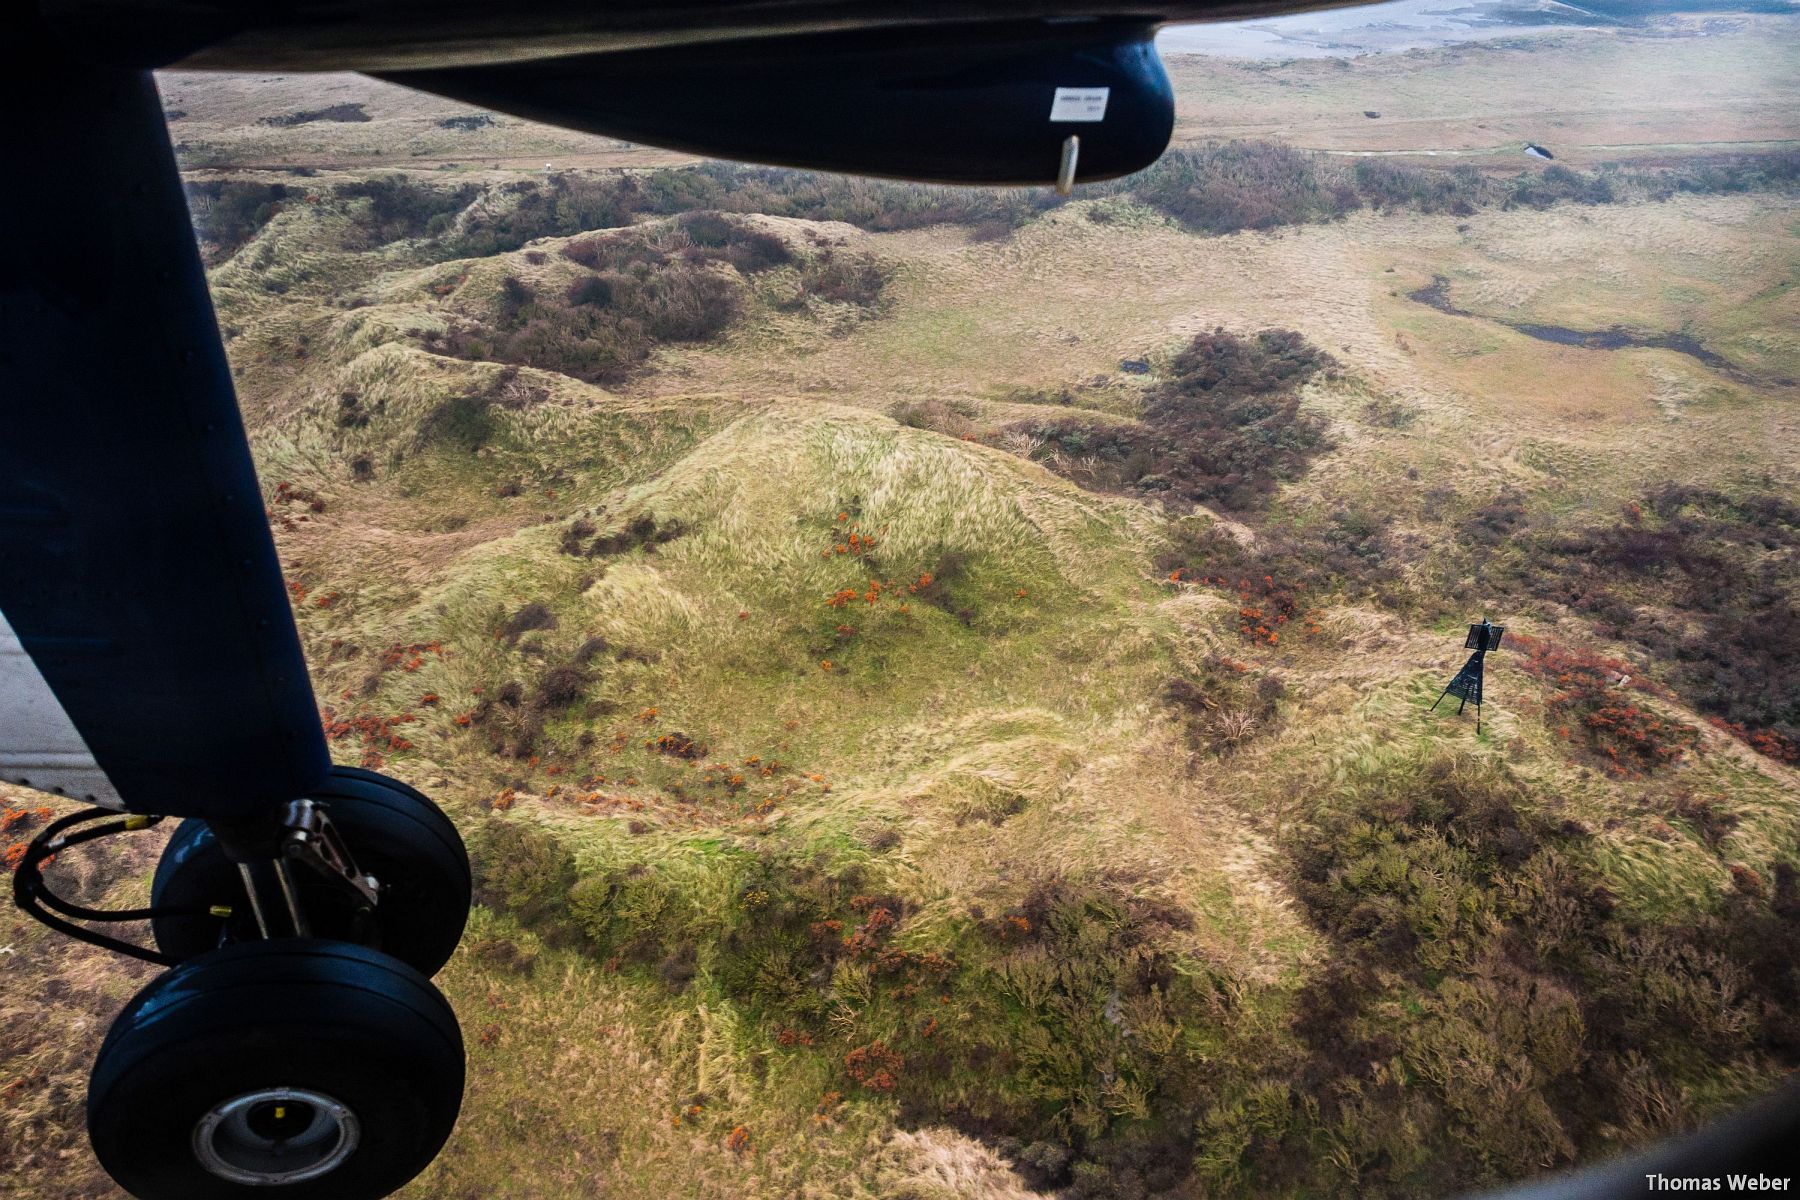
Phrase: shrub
[
  {"left": 1502, "top": 488, "right": 1800, "bottom": 761},
  {"left": 260, "top": 103, "right": 370, "bottom": 127},
  {"left": 431, "top": 220, "right": 850, "bottom": 382},
  {"left": 1165, "top": 657, "right": 1286, "bottom": 754},
  {"left": 673, "top": 212, "right": 792, "bottom": 273},
  {"left": 844, "top": 1040, "right": 904, "bottom": 1091},
  {"left": 891, "top": 398, "right": 977, "bottom": 437},
  {"left": 1128, "top": 141, "right": 1349, "bottom": 234},
  {"left": 664, "top": 162, "right": 1065, "bottom": 233},
  {"left": 530, "top": 664, "right": 590, "bottom": 711},
  {"left": 468, "top": 933, "right": 538, "bottom": 976},
  {"left": 1508, "top": 164, "right": 1616, "bottom": 209},
  {"left": 559, "top": 518, "right": 596, "bottom": 556},
  {"left": 1463, "top": 487, "right": 1528, "bottom": 547},
  {"left": 183, "top": 180, "right": 291, "bottom": 263},
  {"left": 792, "top": 251, "right": 888, "bottom": 308},
  {"left": 567, "top": 513, "right": 687, "bottom": 557},
  {"left": 1353, "top": 158, "right": 1484, "bottom": 214},
  {"left": 560, "top": 228, "right": 680, "bottom": 275},
  {"left": 498, "top": 275, "right": 534, "bottom": 311},
  {"left": 999, "top": 328, "right": 1333, "bottom": 510},
  {"left": 334, "top": 175, "right": 478, "bottom": 247},
  {"left": 1155, "top": 511, "right": 1421, "bottom": 646},
  {"left": 443, "top": 172, "right": 644, "bottom": 257},
  {"left": 471, "top": 819, "right": 583, "bottom": 939},
  {"left": 245, "top": 146, "right": 1797, "bottom": 271},
  {"left": 1511, "top": 634, "right": 1698, "bottom": 775},
  {"left": 498, "top": 602, "right": 557, "bottom": 646},
  {"left": 1148, "top": 326, "right": 1336, "bottom": 506},
  {"left": 1292, "top": 753, "right": 1545, "bottom": 973},
  {"left": 1277, "top": 748, "right": 1800, "bottom": 1194},
  {"left": 1119, "top": 141, "right": 1794, "bottom": 236},
  {"left": 632, "top": 266, "right": 742, "bottom": 341},
  {"left": 564, "top": 275, "right": 613, "bottom": 308}
]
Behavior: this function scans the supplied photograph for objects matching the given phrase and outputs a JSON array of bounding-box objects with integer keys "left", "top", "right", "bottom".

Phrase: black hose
[{"left": 12, "top": 807, "right": 213, "bottom": 966}]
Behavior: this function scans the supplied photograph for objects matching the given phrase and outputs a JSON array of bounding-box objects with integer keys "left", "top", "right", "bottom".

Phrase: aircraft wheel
[
  {"left": 88, "top": 939, "right": 463, "bottom": 1200},
  {"left": 151, "top": 765, "right": 470, "bottom": 976}
]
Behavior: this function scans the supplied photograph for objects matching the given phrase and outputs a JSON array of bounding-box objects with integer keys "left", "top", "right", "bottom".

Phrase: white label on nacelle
[{"left": 1049, "top": 87, "right": 1110, "bottom": 122}]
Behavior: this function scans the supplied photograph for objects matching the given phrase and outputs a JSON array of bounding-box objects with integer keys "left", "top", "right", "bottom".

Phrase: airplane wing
[
  {"left": 22, "top": 0, "right": 1381, "bottom": 187},
  {"left": 33, "top": 0, "right": 1369, "bottom": 71},
  {"left": 384, "top": 21, "right": 1180, "bottom": 186}
]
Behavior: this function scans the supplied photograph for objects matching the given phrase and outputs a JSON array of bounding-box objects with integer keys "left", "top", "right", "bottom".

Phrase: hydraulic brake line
[{"left": 11, "top": 807, "right": 222, "bottom": 966}]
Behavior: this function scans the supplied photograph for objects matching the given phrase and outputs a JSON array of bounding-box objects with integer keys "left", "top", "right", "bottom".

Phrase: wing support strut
[{"left": 0, "top": 31, "right": 329, "bottom": 817}]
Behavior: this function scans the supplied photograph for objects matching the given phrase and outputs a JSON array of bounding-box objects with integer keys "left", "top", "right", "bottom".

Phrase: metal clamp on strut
[
  {"left": 236, "top": 799, "right": 382, "bottom": 941},
  {"left": 281, "top": 798, "right": 381, "bottom": 913}
]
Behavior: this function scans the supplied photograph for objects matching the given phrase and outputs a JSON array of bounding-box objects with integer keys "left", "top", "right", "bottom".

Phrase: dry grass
[
  {"left": 158, "top": 71, "right": 693, "bottom": 173},
  {"left": 0, "top": 787, "right": 165, "bottom": 1200},
  {"left": 873, "top": 1128, "right": 1041, "bottom": 1200},
  {"left": 408, "top": 910, "right": 898, "bottom": 1200},
  {"left": 1163, "top": 17, "right": 1800, "bottom": 166}
]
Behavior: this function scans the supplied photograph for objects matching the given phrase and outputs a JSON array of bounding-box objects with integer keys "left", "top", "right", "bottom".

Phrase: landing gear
[
  {"left": 87, "top": 940, "right": 463, "bottom": 1200},
  {"left": 10, "top": 767, "right": 471, "bottom": 1200},
  {"left": 150, "top": 766, "right": 472, "bottom": 977}
]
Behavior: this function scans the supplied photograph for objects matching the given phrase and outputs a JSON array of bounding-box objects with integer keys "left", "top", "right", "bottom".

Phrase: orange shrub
[
  {"left": 844, "top": 1041, "right": 903, "bottom": 1091},
  {"left": 1512, "top": 634, "right": 1698, "bottom": 776}
]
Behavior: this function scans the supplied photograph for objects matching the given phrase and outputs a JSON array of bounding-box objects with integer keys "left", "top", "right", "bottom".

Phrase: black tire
[
  {"left": 152, "top": 766, "right": 470, "bottom": 977},
  {"left": 89, "top": 939, "right": 463, "bottom": 1200}
]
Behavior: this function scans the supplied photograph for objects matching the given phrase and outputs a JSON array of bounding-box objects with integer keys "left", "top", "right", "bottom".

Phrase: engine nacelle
[{"left": 388, "top": 21, "right": 1174, "bottom": 187}]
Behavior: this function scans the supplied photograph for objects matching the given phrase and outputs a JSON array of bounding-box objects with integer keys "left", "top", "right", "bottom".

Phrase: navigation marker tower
[{"left": 1432, "top": 618, "right": 1505, "bottom": 734}]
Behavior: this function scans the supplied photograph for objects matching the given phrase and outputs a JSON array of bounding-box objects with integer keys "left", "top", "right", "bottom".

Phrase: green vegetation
[
  {"left": 195, "top": 168, "right": 1800, "bottom": 1194},
  {"left": 182, "top": 179, "right": 295, "bottom": 263},
  {"left": 1278, "top": 749, "right": 1800, "bottom": 1195},
  {"left": 259, "top": 102, "right": 370, "bottom": 127}
]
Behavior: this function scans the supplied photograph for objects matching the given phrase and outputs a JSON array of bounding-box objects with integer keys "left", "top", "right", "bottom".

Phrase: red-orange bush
[
  {"left": 844, "top": 1041, "right": 903, "bottom": 1091},
  {"left": 2, "top": 801, "right": 54, "bottom": 873},
  {"left": 1512, "top": 634, "right": 1698, "bottom": 775},
  {"left": 1708, "top": 718, "right": 1799, "bottom": 765},
  {"left": 320, "top": 706, "right": 422, "bottom": 767}
]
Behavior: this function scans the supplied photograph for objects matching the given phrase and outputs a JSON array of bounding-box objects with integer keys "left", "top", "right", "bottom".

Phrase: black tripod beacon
[{"left": 1432, "top": 618, "right": 1505, "bottom": 733}]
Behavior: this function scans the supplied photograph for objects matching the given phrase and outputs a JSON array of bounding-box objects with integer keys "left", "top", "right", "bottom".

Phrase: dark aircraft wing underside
[{"left": 37, "top": 0, "right": 1368, "bottom": 70}]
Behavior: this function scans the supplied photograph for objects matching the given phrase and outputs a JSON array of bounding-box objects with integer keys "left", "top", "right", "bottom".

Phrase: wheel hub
[{"left": 192, "top": 1087, "right": 360, "bottom": 1185}]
